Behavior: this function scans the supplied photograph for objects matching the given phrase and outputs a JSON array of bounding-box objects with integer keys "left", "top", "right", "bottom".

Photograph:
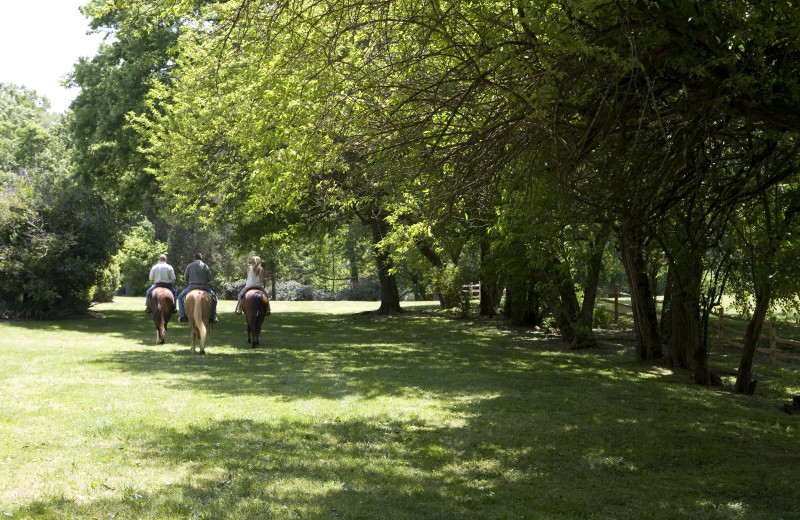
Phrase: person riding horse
[
  {"left": 235, "top": 256, "right": 267, "bottom": 315},
  {"left": 145, "top": 254, "right": 177, "bottom": 313},
  {"left": 177, "top": 253, "right": 219, "bottom": 324}
]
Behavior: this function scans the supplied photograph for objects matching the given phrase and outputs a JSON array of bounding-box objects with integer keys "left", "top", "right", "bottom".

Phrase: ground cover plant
[{"left": 0, "top": 297, "right": 798, "bottom": 519}]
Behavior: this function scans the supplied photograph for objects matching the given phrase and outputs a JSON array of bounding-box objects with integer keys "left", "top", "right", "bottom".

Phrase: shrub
[
  {"left": 335, "top": 277, "right": 381, "bottom": 301},
  {"left": 573, "top": 323, "right": 597, "bottom": 348},
  {"left": 91, "top": 262, "right": 121, "bottom": 302},
  {"left": 276, "top": 280, "right": 335, "bottom": 301},
  {"left": 216, "top": 278, "right": 246, "bottom": 300},
  {"left": 594, "top": 307, "right": 614, "bottom": 329},
  {"left": 114, "top": 219, "right": 167, "bottom": 296}
]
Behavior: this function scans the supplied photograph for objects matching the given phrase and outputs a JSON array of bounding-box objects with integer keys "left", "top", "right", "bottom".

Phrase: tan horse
[
  {"left": 184, "top": 288, "right": 212, "bottom": 355},
  {"left": 242, "top": 288, "right": 270, "bottom": 348},
  {"left": 147, "top": 286, "right": 176, "bottom": 344}
]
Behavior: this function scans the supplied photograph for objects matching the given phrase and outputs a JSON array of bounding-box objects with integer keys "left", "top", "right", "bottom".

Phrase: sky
[{"left": 0, "top": 0, "right": 107, "bottom": 113}]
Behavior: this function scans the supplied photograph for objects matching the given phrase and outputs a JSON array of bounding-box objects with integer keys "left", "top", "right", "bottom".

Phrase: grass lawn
[{"left": 0, "top": 297, "right": 798, "bottom": 519}]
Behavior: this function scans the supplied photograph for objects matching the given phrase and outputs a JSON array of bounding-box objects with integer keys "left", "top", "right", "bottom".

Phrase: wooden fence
[
  {"left": 462, "top": 283, "right": 481, "bottom": 300},
  {"left": 596, "top": 288, "right": 800, "bottom": 364},
  {"left": 714, "top": 308, "right": 800, "bottom": 364},
  {"left": 597, "top": 288, "right": 635, "bottom": 321}
]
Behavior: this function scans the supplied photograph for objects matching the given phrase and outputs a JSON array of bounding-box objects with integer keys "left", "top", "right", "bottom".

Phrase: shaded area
[{"left": 2, "top": 303, "right": 799, "bottom": 519}]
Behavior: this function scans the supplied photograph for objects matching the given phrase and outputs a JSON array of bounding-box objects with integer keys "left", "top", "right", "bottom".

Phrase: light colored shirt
[
  {"left": 149, "top": 262, "right": 176, "bottom": 284},
  {"left": 184, "top": 260, "right": 212, "bottom": 285},
  {"left": 246, "top": 266, "right": 264, "bottom": 287}
]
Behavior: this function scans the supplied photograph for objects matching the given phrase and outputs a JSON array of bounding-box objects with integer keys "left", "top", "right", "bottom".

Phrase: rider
[
  {"left": 177, "top": 252, "right": 219, "bottom": 324},
  {"left": 234, "top": 256, "right": 266, "bottom": 315},
  {"left": 145, "top": 254, "right": 177, "bottom": 313}
]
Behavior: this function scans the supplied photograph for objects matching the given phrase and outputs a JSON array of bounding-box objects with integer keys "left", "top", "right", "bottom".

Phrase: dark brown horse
[
  {"left": 185, "top": 288, "right": 213, "bottom": 355},
  {"left": 242, "top": 288, "right": 270, "bottom": 348},
  {"left": 147, "top": 286, "right": 176, "bottom": 344}
]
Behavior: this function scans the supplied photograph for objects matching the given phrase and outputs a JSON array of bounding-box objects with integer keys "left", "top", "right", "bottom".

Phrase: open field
[{"left": 1, "top": 297, "right": 798, "bottom": 519}]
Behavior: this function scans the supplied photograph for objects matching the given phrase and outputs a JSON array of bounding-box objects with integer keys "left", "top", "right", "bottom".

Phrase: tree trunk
[
  {"left": 580, "top": 223, "right": 611, "bottom": 328},
  {"left": 618, "top": 218, "right": 662, "bottom": 361},
  {"left": 479, "top": 235, "right": 500, "bottom": 317},
  {"left": 349, "top": 262, "right": 360, "bottom": 288},
  {"left": 667, "top": 247, "right": 705, "bottom": 380},
  {"left": 505, "top": 279, "right": 528, "bottom": 326},
  {"left": 659, "top": 265, "right": 674, "bottom": 346},
  {"left": 417, "top": 243, "right": 455, "bottom": 309},
  {"left": 367, "top": 208, "right": 402, "bottom": 314},
  {"left": 734, "top": 281, "right": 772, "bottom": 394},
  {"left": 505, "top": 271, "right": 541, "bottom": 326},
  {"left": 543, "top": 259, "right": 596, "bottom": 346},
  {"left": 268, "top": 258, "right": 277, "bottom": 300}
]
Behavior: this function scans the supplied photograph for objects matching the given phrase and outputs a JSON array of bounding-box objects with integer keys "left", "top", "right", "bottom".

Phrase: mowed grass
[{"left": 0, "top": 297, "right": 798, "bottom": 520}]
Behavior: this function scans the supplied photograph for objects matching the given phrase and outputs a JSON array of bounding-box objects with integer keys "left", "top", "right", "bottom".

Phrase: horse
[
  {"left": 184, "top": 288, "right": 213, "bottom": 355},
  {"left": 242, "top": 288, "right": 270, "bottom": 348},
  {"left": 147, "top": 286, "right": 176, "bottom": 344}
]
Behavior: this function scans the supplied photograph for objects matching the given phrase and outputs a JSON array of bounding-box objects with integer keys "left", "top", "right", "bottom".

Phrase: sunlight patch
[
  {"left": 638, "top": 367, "right": 674, "bottom": 379},
  {"left": 585, "top": 451, "right": 638, "bottom": 472}
]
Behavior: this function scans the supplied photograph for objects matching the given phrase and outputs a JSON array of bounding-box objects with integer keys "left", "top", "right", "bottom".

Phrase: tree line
[{"left": 2, "top": 0, "right": 799, "bottom": 395}]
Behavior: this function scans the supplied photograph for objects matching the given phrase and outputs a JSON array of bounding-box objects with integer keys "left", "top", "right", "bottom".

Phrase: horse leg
[{"left": 196, "top": 316, "right": 207, "bottom": 355}]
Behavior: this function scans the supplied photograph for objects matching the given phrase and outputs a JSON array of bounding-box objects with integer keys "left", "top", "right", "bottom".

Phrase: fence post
[
  {"left": 614, "top": 288, "right": 619, "bottom": 322},
  {"left": 718, "top": 306, "right": 725, "bottom": 351},
  {"left": 770, "top": 317, "right": 777, "bottom": 365}
]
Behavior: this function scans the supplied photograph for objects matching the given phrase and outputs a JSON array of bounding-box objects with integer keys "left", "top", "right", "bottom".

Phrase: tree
[
  {"left": 68, "top": 0, "right": 182, "bottom": 212},
  {"left": 1, "top": 84, "right": 118, "bottom": 317},
  {"left": 114, "top": 218, "right": 168, "bottom": 295},
  {"left": 728, "top": 167, "right": 800, "bottom": 393}
]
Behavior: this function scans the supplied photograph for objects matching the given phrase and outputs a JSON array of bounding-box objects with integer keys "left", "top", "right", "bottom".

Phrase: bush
[
  {"left": 573, "top": 323, "right": 597, "bottom": 348},
  {"left": 335, "top": 277, "right": 381, "bottom": 301},
  {"left": 594, "top": 307, "right": 614, "bottom": 329},
  {"left": 114, "top": 219, "right": 167, "bottom": 296},
  {"left": 216, "top": 278, "right": 246, "bottom": 300},
  {"left": 91, "top": 262, "right": 121, "bottom": 302},
  {"left": 276, "top": 280, "right": 335, "bottom": 301},
  {"left": 431, "top": 264, "right": 470, "bottom": 315}
]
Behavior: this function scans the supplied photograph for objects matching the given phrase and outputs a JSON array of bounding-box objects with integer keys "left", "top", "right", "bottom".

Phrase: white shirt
[
  {"left": 149, "top": 262, "right": 176, "bottom": 284},
  {"left": 246, "top": 266, "right": 263, "bottom": 286}
]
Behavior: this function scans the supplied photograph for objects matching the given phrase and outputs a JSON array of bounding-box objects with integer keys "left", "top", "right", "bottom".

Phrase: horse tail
[
  {"left": 155, "top": 300, "right": 166, "bottom": 339},
  {"left": 192, "top": 297, "right": 207, "bottom": 345},
  {"left": 250, "top": 291, "right": 264, "bottom": 331}
]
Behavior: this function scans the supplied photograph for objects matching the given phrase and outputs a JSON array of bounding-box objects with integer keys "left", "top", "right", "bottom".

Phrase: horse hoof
[{"left": 199, "top": 350, "right": 206, "bottom": 355}]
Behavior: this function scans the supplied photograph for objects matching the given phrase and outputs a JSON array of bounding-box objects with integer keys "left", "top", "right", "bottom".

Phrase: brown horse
[
  {"left": 147, "top": 286, "right": 176, "bottom": 344},
  {"left": 184, "top": 288, "right": 212, "bottom": 355},
  {"left": 242, "top": 288, "right": 270, "bottom": 348}
]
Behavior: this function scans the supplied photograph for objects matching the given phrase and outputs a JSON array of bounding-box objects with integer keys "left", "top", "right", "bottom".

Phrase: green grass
[{"left": 0, "top": 297, "right": 798, "bottom": 519}]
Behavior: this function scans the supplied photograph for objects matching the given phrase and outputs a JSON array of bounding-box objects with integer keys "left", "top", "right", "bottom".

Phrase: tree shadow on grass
[
  {"left": 7, "top": 380, "right": 799, "bottom": 520},
  {"left": 5, "top": 305, "right": 800, "bottom": 518},
  {"left": 85, "top": 306, "right": 572, "bottom": 402}
]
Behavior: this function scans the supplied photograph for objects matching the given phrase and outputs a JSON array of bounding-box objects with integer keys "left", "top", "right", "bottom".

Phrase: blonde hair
[{"left": 251, "top": 256, "right": 263, "bottom": 276}]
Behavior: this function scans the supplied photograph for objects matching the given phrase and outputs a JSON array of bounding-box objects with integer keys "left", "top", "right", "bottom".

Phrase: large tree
[
  {"left": 114, "top": 0, "right": 800, "bottom": 369},
  {"left": 1, "top": 84, "right": 118, "bottom": 317}
]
